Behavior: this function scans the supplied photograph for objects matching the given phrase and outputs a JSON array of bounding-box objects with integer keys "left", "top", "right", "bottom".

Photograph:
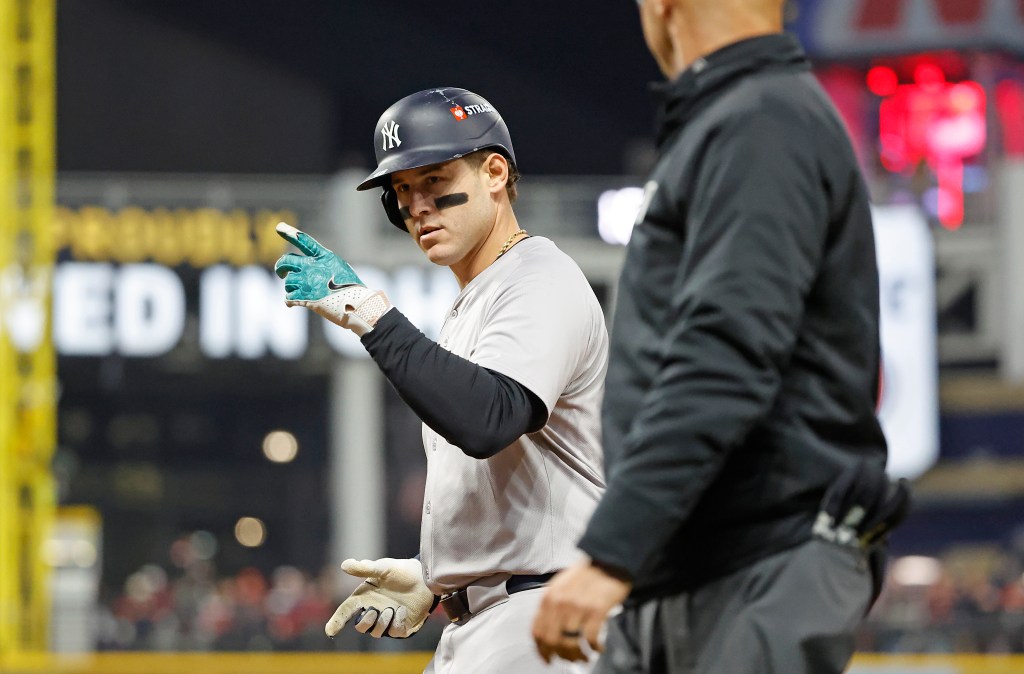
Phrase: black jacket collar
[{"left": 651, "top": 33, "right": 810, "bottom": 147}]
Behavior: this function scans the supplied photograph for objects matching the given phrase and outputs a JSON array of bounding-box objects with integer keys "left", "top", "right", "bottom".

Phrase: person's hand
[
  {"left": 532, "top": 558, "right": 632, "bottom": 663},
  {"left": 273, "top": 223, "right": 392, "bottom": 335},
  {"left": 325, "top": 557, "right": 436, "bottom": 639}
]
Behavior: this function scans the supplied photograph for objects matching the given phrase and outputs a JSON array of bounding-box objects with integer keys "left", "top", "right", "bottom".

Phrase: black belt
[{"left": 439, "top": 572, "right": 556, "bottom": 623}]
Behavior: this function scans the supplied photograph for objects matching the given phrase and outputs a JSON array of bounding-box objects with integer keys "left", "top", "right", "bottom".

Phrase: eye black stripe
[
  {"left": 435, "top": 192, "right": 469, "bottom": 210},
  {"left": 399, "top": 192, "right": 469, "bottom": 221}
]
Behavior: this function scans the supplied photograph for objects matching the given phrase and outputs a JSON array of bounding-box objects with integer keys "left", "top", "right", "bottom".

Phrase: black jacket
[{"left": 578, "top": 34, "right": 888, "bottom": 600}]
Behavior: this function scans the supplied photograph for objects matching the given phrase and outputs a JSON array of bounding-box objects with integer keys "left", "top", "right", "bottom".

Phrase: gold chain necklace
[{"left": 497, "top": 229, "right": 529, "bottom": 258}]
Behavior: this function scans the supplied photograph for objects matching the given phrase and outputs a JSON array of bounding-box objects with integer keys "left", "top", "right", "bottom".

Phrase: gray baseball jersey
[{"left": 420, "top": 236, "right": 608, "bottom": 594}]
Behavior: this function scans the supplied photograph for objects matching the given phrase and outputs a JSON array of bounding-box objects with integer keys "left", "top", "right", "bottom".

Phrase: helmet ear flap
[{"left": 381, "top": 189, "right": 408, "bottom": 231}]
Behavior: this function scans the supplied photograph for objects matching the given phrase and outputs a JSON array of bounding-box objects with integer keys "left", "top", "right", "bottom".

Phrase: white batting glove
[
  {"left": 273, "top": 223, "right": 393, "bottom": 336},
  {"left": 325, "top": 557, "right": 436, "bottom": 639}
]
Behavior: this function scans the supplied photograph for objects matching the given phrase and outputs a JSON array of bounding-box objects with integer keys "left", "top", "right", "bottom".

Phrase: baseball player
[{"left": 274, "top": 87, "right": 608, "bottom": 673}]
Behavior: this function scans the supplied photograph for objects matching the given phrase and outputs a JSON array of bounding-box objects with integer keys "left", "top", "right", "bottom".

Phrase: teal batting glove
[{"left": 274, "top": 223, "right": 392, "bottom": 335}]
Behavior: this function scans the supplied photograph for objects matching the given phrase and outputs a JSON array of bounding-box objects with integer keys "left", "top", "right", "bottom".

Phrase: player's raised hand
[
  {"left": 273, "top": 222, "right": 392, "bottom": 335},
  {"left": 274, "top": 223, "right": 364, "bottom": 302},
  {"left": 325, "top": 557, "right": 436, "bottom": 639}
]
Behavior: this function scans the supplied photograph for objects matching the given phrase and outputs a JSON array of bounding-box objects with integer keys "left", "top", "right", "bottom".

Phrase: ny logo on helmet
[{"left": 381, "top": 120, "right": 402, "bottom": 151}]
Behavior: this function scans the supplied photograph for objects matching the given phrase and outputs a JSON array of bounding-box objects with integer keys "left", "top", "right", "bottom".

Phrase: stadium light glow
[
  {"left": 891, "top": 556, "right": 942, "bottom": 586},
  {"left": 866, "top": 65, "right": 899, "bottom": 97},
  {"left": 262, "top": 430, "right": 299, "bottom": 463},
  {"left": 234, "top": 517, "right": 266, "bottom": 547}
]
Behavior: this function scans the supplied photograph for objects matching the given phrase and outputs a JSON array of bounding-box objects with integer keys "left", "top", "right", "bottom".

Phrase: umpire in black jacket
[{"left": 533, "top": 1, "right": 907, "bottom": 672}]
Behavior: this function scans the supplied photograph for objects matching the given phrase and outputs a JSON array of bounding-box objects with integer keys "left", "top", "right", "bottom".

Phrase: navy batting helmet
[{"left": 356, "top": 87, "right": 517, "bottom": 229}]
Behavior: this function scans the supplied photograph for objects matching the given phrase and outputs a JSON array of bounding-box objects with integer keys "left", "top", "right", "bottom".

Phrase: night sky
[{"left": 57, "top": 0, "right": 663, "bottom": 176}]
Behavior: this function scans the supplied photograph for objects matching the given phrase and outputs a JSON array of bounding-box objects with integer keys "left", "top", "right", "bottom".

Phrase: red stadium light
[
  {"left": 874, "top": 64, "right": 986, "bottom": 229},
  {"left": 914, "top": 62, "right": 946, "bottom": 88},
  {"left": 867, "top": 66, "right": 899, "bottom": 97}
]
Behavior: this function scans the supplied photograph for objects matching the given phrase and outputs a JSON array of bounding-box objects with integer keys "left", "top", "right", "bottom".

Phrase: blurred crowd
[
  {"left": 858, "top": 554, "right": 1024, "bottom": 653},
  {"left": 96, "top": 552, "right": 1024, "bottom": 653}
]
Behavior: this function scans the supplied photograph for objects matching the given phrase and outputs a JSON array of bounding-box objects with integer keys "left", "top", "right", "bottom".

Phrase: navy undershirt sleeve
[{"left": 360, "top": 309, "right": 548, "bottom": 459}]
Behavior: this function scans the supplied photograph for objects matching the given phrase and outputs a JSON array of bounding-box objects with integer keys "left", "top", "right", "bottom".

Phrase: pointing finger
[
  {"left": 325, "top": 595, "right": 366, "bottom": 637},
  {"left": 341, "top": 558, "right": 387, "bottom": 580},
  {"left": 276, "top": 222, "right": 327, "bottom": 258}
]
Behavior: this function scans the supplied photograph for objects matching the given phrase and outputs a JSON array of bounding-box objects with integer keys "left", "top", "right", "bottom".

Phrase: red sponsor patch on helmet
[{"left": 450, "top": 106, "right": 467, "bottom": 121}]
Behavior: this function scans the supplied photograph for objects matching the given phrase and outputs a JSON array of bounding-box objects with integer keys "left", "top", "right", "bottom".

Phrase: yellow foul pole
[{"left": 0, "top": 0, "right": 57, "bottom": 655}]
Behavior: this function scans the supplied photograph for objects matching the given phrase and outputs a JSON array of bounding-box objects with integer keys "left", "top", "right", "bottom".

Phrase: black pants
[{"left": 595, "top": 540, "right": 872, "bottom": 674}]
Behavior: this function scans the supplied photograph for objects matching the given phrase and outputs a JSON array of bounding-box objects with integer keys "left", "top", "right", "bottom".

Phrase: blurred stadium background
[{"left": 2, "top": 0, "right": 1024, "bottom": 672}]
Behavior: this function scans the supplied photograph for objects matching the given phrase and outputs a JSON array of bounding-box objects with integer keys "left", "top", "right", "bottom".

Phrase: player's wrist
[
  {"left": 352, "top": 292, "right": 394, "bottom": 331},
  {"left": 306, "top": 285, "right": 393, "bottom": 336},
  {"left": 341, "top": 289, "right": 393, "bottom": 336}
]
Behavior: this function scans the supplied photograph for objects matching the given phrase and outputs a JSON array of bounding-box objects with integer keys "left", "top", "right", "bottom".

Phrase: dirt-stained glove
[
  {"left": 273, "top": 223, "right": 392, "bottom": 335},
  {"left": 325, "top": 557, "right": 437, "bottom": 639}
]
